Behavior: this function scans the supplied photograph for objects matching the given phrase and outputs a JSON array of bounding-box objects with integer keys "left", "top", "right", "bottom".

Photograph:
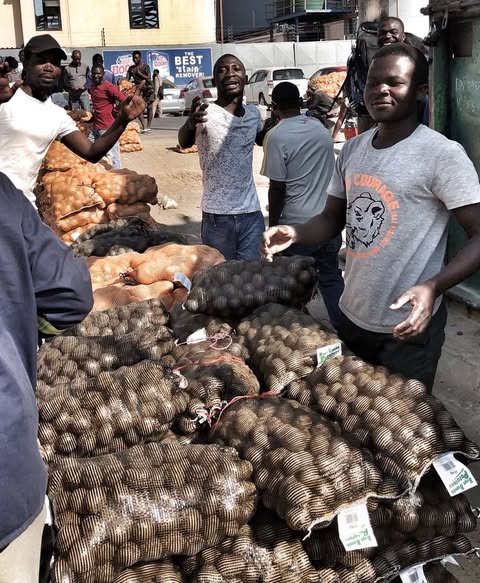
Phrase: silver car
[
  {"left": 182, "top": 76, "right": 217, "bottom": 113},
  {"left": 161, "top": 79, "right": 185, "bottom": 115}
]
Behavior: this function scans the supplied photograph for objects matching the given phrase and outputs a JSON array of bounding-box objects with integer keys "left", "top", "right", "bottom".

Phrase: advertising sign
[{"left": 103, "top": 48, "right": 212, "bottom": 87}]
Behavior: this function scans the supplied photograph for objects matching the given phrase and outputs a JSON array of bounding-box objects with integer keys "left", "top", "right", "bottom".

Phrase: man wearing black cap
[
  {"left": 0, "top": 34, "right": 145, "bottom": 207},
  {"left": 261, "top": 82, "right": 344, "bottom": 326}
]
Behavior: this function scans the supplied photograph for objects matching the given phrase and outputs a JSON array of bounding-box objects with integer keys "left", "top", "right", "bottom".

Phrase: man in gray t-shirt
[
  {"left": 261, "top": 82, "right": 343, "bottom": 326},
  {"left": 262, "top": 43, "right": 480, "bottom": 391}
]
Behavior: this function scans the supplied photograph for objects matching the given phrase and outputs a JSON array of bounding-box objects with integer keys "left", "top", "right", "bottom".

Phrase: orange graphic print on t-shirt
[{"left": 345, "top": 173, "right": 400, "bottom": 259}]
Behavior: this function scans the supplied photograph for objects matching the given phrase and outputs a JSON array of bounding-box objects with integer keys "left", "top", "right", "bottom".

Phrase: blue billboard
[{"left": 103, "top": 48, "right": 213, "bottom": 87}]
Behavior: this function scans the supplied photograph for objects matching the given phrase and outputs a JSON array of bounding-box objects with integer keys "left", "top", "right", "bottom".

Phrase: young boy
[{"left": 262, "top": 43, "right": 480, "bottom": 391}]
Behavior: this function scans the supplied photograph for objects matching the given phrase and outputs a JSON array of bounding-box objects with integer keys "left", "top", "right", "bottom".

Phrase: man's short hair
[
  {"left": 271, "top": 82, "right": 300, "bottom": 108},
  {"left": 372, "top": 42, "right": 428, "bottom": 86},
  {"left": 213, "top": 54, "right": 244, "bottom": 77},
  {"left": 132, "top": 50, "right": 141, "bottom": 58},
  {"left": 92, "top": 53, "right": 103, "bottom": 64},
  {"left": 378, "top": 16, "right": 405, "bottom": 32}
]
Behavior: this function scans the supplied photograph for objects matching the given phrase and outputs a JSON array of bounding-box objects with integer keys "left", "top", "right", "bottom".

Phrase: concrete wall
[
  {"left": 18, "top": 0, "right": 216, "bottom": 48},
  {"left": 0, "top": 0, "right": 23, "bottom": 49}
]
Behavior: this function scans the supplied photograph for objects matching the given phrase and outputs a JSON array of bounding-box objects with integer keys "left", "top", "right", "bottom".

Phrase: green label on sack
[
  {"left": 400, "top": 565, "right": 427, "bottom": 583},
  {"left": 338, "top": 504, "right": 377, "bottom": 552},
  {"left": 433, "top": 453, "right": 477, "bottom": 497},
  {"left": 316, "top": 342, "right": 342, "bottom": 367}
]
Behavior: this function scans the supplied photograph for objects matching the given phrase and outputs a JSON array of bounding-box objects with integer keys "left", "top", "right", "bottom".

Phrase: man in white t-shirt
[
  {"left": 261, "top": 81, "right": 343, "bottom": 326},
  {"left": 178, "top": 54, "right": 265, "bottom": 260},
  {"left": 262, "top": 44, "right": 480, "bottom": 392},
  {"left": 0, "top": 34, "right": 145, "bottom": 206}
]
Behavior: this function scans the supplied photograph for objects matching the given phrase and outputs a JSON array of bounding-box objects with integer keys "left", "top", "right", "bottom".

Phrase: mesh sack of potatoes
[
  {"left": 62, "top": 298, "right": 169, "bottom": 337},
  {"left": 121, "top": 143, "right": 144, "bottom": 153},
  {"left": 180, "top": 509, "right": 317, "bottom": 583},
  {"left": 87, "top": 253, "right": 138, "bottom": 288},
  {"left": 92, "top": 170, "right": 158, "bottom": 205},
  {"left": 48, "top": 442, "right": 256, "bottom": 583},
  {"left": 210, "top": 396, "right": 401, "bottom": 530},
  {"left": 287, "top": 354, "right": 480, "bottom": 487},
  {"left": 120, "top": 129, "right": 141, "bottom": 146},
  {"left": 92, "top": 281, "right": 175, "bottom": 312},
  {"left": 61, "top": 224, "right": 100, "bottom": 245},
  {"left": 38, "top": 168, "right": 105, "bottom": 220},
  {"left": 303, "top": 475, "right": 477, "bottom": 572},
  {"left": 54, "top": 207, "right": 107, "bottom": 234},
  {"left": 37, "top": 360, "right": 188, "bottom": 463},
  {"left": 125, "top": 243, "right": 225, "bottom": 286},
  {"left": 37, "top": 326, "right": 175, "bottom": 386},
  {"left": 106, "top": 203, "right": 154, "bottom": 224},
  {"left": 168, "top": 304, "right": 235, "bottom": 343},
  {"left": 166, "top": 339, "right": 258, "bottom": 435},
  {"left": 412, "top": 563, "right": 460, "bottom": 583},
  {"left": 70, "top": 219, "right": 189, "bottom": 258},
  {"left": 112, "top": 560, "right": 182, "bottom": 583},
  {"left": 184, "top": 256, "right": 317, "bottom": 319},
  {"left": 42, "top": 140, "right": 89, "bottom": 172},
  {"left": 236, "top": 304, "right": 339, "bottom": 393}
]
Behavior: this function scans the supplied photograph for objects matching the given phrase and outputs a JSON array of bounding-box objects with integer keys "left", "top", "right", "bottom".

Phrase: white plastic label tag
[
  {"left": 174, "top": 272, "right": 192, "bottom": 292},
  {"left": 400, "top": 565, "right": 427, "bottom": 583},
  {"left": 45, "top": 495, "right": 53, "bottom": 525},
  {"left": 442, "top": 555, "right": 460, "bottom": 567},
  {"left": 317, "top": 342, "right": 342, "bottom": 367},
  {"left": 186, "top": 328, "right": 208, "bottom": 344},
  {"left": 338, "top": 504, "right": 377, "bottom": 551},
  {"left": 71, "top": 231, "right": 81, "bottom": 242},
  {"left": 433, "top": 453, "right": 477, "bottom": 496},
  {"left": 400, "top": 565, "right": 428, "bottom": 583}
]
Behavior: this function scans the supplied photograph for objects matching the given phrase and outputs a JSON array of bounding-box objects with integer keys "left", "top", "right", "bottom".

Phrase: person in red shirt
[{"left": 89, "top": 64, "right": 126, "bottom": 169}]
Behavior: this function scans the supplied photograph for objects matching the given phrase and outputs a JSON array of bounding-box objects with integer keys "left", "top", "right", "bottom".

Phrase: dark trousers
[
  {"left": 336, "top": 302, "right": 448, "bottom": 393},
  {"left": 282, "top": 235, "right": 345, "bottom": 328}
]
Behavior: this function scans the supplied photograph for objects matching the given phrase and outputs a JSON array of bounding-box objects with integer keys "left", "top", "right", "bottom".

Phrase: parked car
[
  {"left": 181, "top": 76, "right": 217, "bottom": 112},
  {"left": 309, "top": 65, "right": 347, "bottom": 83},
  {"left": 160, "top": 79, "right": 185, "bottom": 115},
  {"left": 244, "top": 67, "right": 308, "bottom": 105}
]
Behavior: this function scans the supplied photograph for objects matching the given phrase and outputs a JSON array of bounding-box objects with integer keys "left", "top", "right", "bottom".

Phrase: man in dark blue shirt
[{"left": 0, "top": 172, "right": 92, "bottom": 582}]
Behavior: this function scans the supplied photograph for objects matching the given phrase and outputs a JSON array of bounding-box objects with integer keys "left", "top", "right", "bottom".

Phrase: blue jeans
[
  {"left": 201, "top": 211, "right": 265, "bottom": 261},
  {"left": 89, "top": 128, "right": 121, "bottom": 169},
  {"left": 70, "top": 93, "right": 91, "bottom": 113},
  {"left": 282, "top": 235, "right": 344, "bottom": 327}
]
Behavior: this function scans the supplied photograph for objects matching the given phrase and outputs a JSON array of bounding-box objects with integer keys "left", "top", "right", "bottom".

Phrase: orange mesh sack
[
  {"left": 86, "top": 253, "right": 139, "bottom": 287},
  {"left": 120, "top": 129, "right": 141, "bottom": 145},
  {"left": 92, "top": 281, "right": 175, "bottom": 311},
  {"left": 92, "top": 170, "right": 158, "bottom": 205},
  {"left": 121, "top": 143, "right": 144, "bottom": 153},
  {"left": 286, "top": 354, "right": 480, "bottom": 488},
  {"left": 125, "top": 121, "right": 141, "bottom": 133},
  {"left": 48, "top": 443, "right": 256, "bottom": 582},
  {"left": 210, "top": 396, "right": 401, "bottom": 530},
  {"left": 61, "top": 224, "right": 97, "bottom": 245},
  {"left": 56, "top": 207, "right": 107, "bottom": 234},
  {"left": 43, "top": 141, "right": 88, "bottom": 172},
  {"left": 184, "top": 256, "right": 317, "bottom": 319},
  {"left": 106, "top": 203, "right": 153, "bottom": 223},
  {"left": 126, "top": 243, "right": 225, "bottom": 285},
  {"left": 63, "top": 298, "right": 169, "bottom": 337},
  {"left": 37, "top": 361, "right": 188, "bottom": 463},
  {"left": 39, "top": 168, "right": 105, "bottom": 221},
  {"left": 37, "top": 326, "right": 174, "bottom": 386},
  {"left": 236, "top": 304, "right": 339, "bottom": 393},
  {"left": 180, "top": 510, "right": 317, "bottom": 583}
]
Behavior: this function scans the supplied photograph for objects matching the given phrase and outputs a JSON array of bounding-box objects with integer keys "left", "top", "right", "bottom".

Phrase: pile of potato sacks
[
  {"left": 35, "top": 139, "right": 157, "bottom": 244},
  {"left": 37, "top": 251, "right": 479, "bottom": 583}
]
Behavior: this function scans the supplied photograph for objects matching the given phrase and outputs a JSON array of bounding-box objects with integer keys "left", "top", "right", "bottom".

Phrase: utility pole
[
  {"left": 358, "top": 0, "right": 389, "bottom": 23},
  {"left": 219, "top": 0, "right": 224, "bottom": 44}
]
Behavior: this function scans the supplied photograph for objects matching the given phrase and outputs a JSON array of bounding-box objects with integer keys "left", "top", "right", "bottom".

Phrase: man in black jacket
[{"left": 0, "top": 172, "right": 93, "bottom": 583}]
